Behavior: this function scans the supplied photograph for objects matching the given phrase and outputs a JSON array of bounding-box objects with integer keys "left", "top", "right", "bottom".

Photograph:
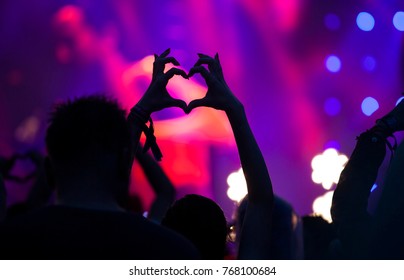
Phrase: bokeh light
[
  {"left": 227, "top": 168, "right": 247, "bottom": 203},
  {"left": 396, "top": 96, "right": 404, "bottom": 106},
  {"left": 361, "top": 97, "right": 379, "bottom": 116},
  {"left": 356, "top": 12, "right": 375, "bottom": 31},
  {"left": 312, "top": 191, "right": 334, "bottom": 222},
  {"left": 324, "top": 97, "right": 341, "bottom": 116},
  {"left": 325, "top": 55, "right": 341, "bottom": 73},
  {"left": 362, "top": 56, "right": 376, "bottom": 72},
  {"left": 15, "top": 116, "right": 41, "bottom": 144},
  {"left": 371, "top": 184, "right": 378, "bottom": 193},
  {"left": 324, "top": 13, "right": 341, "bottom": 30},
  {"left": 311, "top": 148, "right": 348, "bottom": 190},
  {"left": 393, "top": 11, "right": 404, "bottom": 31}
]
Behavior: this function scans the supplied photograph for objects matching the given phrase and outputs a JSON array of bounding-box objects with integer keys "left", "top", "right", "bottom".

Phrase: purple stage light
[
  {"left": 361, "top": 97, "right": 379, "bottom": 116},
  {"left": 324, "top": 140, "right": 341, "bottom": 151},
  {"left": 362, "top": 56, "right": 376, "bottom": 72},
  {"left": 393, "top": 11, "right": 404, "bottom": 31},
  {"left": 356, "top": 12, "right": 375, "bottom": 31},
  {"left": 325, "top": 55, "right": 341, "bottom": 73},
  {"left": 324, "top": 97, "right": 341, "bottom": 116}
]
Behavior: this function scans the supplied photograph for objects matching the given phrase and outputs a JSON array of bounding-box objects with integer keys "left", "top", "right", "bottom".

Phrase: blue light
[
  {"left": 325, "top": 55, "right": 341, "bottom": 73},
  {"left": 396, "top": 96, "right": 404, "bottom": 106},
  {"left": 371, "top": 184, "right": 378, "bottom": 193},
  {"left": 362, "top": 56, "right": 376, "bottom": 72},
  {"left": 356, "top": 12, "right": 375, "bottom": 31},
  {"left": 393, "top": 11, "right": 404, "bottom": 31},
  {"left": 324, "top": 14, "right": 340, "bottom": 30},
  {"left": 361, "top": 97, "right": 379, "bottom": 116},
  {"left": 324, "top": 140, "right": 341, "bottom": 151},
  {"left": 324, "top": 97, "right": 341, "bottom": 116}
]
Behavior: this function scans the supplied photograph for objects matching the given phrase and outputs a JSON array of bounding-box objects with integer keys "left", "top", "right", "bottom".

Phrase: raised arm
[
  {"left": 127, "top": 48, "right": 187, "bottom": 162},
  {"left": 187, "top": 53, "right": 274, "bottom": 259},
  {"left": 135, "top": 146, "right": 176, "bottom": 223},
  {"left": 331, "top": 99, "right": 404, "bottom": 259}
]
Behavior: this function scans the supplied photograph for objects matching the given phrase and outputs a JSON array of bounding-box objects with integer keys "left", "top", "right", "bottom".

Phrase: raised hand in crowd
[
  {"left": 128, "top": 48, "right": 188, "bottom": 161},
  {"left": 162, "top": 53, "right": 274, "bottom": 259},
  {"left": 331, "top": 98, "right": 404, "bottom": 259}
]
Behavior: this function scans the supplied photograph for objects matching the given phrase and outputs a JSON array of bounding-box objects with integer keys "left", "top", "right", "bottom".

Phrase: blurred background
[{"left": 1, "top": 0, "right": 404, "bottom": 221}]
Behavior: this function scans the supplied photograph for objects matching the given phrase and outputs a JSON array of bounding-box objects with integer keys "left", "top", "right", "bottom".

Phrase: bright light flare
[
  {"left": 312, "top": 191, "right": 334, "bottom": 222},
  {"left": 227, "top": 168, "right": 247, "bottom": 203},
  {"left": 311, "top": 148, "right": 348, "bottom": 190}
]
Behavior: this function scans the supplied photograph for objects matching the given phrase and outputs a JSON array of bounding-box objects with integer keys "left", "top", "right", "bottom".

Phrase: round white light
[
  {"left": 311, "top": 148, "right": 348, "bottom": 190},
  {"left": 227, "top": 168, "right": 248, "bottom": 203}
]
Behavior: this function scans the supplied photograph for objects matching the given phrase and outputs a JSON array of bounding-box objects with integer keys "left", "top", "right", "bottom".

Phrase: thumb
[
  {"left": 185, "top": 98, "right": 209, "bottom": 114},
  {"left": 167, "top": 98, "right": 187, "bottom": 111}
]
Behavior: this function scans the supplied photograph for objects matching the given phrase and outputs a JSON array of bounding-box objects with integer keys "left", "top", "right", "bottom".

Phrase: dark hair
[
  {"left": 46, "top": 95, "right": 131, "bottom": 163},
  {"left": 161, "top": 194, "right": 228, "bottom": 259},
  {"left": 45, "top": 95, "right": 132, "bottom": 204}
]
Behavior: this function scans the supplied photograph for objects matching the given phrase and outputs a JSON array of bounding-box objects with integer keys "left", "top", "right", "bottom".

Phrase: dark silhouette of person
[{"left": 0, "top": 49, "right": 199, "bottom": 260}]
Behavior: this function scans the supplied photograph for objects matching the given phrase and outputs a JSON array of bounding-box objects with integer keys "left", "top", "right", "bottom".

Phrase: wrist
[
  {"left": 225, "top": 101, "right": 244, "bottom": 117},
  {"left": 131, "top": 103, "right": 151, "bottom": 121}
]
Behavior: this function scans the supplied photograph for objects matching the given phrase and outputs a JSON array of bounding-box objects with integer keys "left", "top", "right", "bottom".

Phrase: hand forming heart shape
[{"left": 136, "top": 48, "right": 243, "bottom": 117}]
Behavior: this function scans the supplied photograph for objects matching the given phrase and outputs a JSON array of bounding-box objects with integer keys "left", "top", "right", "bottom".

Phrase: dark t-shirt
[{"left": 0, "top": 205, "right": 199, "bottom": 260}]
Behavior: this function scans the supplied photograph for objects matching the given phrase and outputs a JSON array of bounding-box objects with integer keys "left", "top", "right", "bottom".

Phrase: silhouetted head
[
  {"left": 45, "top": 95, "right": 132, "bottom": 204},
  {"left": 161, "top": 194, "right": 227, "bottom": 259},
  {"left": 235, "top": 195, "right": 303, "bottom": 259},
  {"left": 302, "top": 215, "right": 336, "bottom": 259}
]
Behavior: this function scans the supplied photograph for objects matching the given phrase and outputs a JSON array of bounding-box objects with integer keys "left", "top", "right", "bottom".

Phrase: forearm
[
  {"left": 226, "top": 106, "right": 273, "bottom": 203},
  {"left": 136, "top": 151, "right": 175, "bottom": 198},
  {"left": 127, "top": 106, "right": 148, "bottom": 165},
  {"left": 331, "top": 130, "right": 386, "bottom": 259},
  {"left": 332, "top": 130, "right": 386, "bottom": 224},
  {"left": 227, "top": 105, "right": 273, "bottom": 259}
]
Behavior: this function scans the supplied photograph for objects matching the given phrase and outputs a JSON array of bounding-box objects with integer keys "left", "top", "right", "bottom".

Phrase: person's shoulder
[{"left": 123, "top": 212, "right": 200, "bottom": 259}]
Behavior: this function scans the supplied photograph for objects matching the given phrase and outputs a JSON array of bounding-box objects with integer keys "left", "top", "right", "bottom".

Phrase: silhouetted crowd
[{"left": 1, "top": 50, "right": 403, "bottom": 260}]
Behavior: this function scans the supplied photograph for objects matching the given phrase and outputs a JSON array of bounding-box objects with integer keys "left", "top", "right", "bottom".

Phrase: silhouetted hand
[
  {"left": 185, "top": 53, "right": 242, "bottom": 114},
  {"left": 377, "top": 97, "right": 404, "bottom": 133},
  {"left": 136, "top": 48, "right": 188, "bottom": 114}
]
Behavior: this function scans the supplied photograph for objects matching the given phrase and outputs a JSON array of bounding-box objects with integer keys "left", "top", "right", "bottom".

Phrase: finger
[
  {"left": 188, "top": 66, "right": 211, "bottom": 81},
  {"left": 166, "top": 98, "right": 187, "bottom": 111},
  {"left": 153, "top": 57, "right": 180, "bottom": 76},
  {"left": 194, "top": 57, "right": 215, "bottom": 68},
  {"left": 160, "top": 57, "right": 180, "bottom": 66},
  {"left": 215, "top": 53, "right": 220, "bottom": 62},
  {"left": 186, "top": 98, "right": 209, "bottom": 114},
  {"left": 160, "top": 48, "right": 171, "bottom": 58},
  {"left": 165, "top": 68, "right": 188, "bottom": 80},
  {"left": 197, "top": 53, "right": 212, "bottom": 59}
]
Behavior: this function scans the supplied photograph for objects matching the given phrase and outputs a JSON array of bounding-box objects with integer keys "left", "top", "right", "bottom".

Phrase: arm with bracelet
[
  {"left": 331, "top": 98, "right": 404, "bottom": 259},
  {"left": 186, "top": 53, "right": 274, "bottom": 259},
  {"left": 127, "top": 48, "right": 188, "bottom": 163}
]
